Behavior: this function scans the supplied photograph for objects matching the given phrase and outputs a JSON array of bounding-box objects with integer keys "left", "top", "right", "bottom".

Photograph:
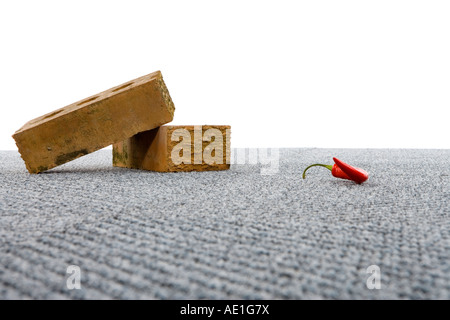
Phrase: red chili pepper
[
  {"left": 302, "top": 157, "right": 369, "bottom": 184},
  {"left": 332, "top": 157, "right": 369, "bottom": 184}
]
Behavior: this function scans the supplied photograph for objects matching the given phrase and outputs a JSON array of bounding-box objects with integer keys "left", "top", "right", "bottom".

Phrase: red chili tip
[{"left": 332, "top": 157, "right": 369, "bottom": 184}]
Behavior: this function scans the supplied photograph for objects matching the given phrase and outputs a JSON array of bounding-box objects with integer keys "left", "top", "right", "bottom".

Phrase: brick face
[
  {"left": 13, "top": 71, "right": 175, "bottom": 173},
  {"left": 113, "top": 125, "right": 231, "bottom": 172}
]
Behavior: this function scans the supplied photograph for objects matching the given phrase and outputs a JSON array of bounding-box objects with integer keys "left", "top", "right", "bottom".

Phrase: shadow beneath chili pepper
[{"left": 333, "top": 180, "right": 376, "bottom": 187}]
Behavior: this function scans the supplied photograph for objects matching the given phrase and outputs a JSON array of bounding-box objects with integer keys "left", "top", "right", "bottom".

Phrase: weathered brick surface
[
  {"left": 113, "top": 125, "right": 231, "bottom": 172},
  {"left": 13, "top": 71, "right": 175, "bottom": 173}
]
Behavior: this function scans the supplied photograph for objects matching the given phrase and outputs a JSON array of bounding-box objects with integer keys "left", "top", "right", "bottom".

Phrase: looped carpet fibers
[{"left": 0, "top": 149, "right": 449, "bottom": 299}]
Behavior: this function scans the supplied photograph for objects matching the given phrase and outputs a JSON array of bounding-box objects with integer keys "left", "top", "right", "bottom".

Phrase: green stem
[{"left": 302, "top": 164, "right": 333, "bottom": 179}]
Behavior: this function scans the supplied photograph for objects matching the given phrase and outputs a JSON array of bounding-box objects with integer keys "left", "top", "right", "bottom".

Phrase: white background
[{"left": 1, "top": 0, "right": 449, "bottom": 150}]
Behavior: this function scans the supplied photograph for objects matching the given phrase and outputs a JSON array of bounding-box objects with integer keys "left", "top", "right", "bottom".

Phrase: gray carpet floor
[{"left": 0, "top": 148, "right": 449, "bottom": 300}]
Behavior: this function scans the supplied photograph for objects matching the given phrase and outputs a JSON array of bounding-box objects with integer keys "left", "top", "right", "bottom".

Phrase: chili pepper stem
[{"left": 302, "top": 164, "right": 333, "bottom": 179}]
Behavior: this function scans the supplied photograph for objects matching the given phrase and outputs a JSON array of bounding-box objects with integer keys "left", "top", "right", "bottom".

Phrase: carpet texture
[{"left": 0, "top": 149, "right": 449, "bottom": 299}]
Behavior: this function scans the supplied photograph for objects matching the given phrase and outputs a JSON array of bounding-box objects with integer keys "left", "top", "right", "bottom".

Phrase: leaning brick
[{"left": 13, "top": 71, "right": 175, "bottom": 173}]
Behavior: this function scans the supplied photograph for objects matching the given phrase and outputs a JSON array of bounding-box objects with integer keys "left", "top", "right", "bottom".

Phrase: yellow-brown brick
[
  {"left": 113, "top": 125, "right": 231, "bottom": 172},
  {"left": 13, "top": 71, "right": 175, "bottom": 173}
]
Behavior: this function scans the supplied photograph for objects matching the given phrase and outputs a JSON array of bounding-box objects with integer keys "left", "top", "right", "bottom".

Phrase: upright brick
[
  {"left": 13, "top": 71, "right": 175, "bottom": 173},
  {"left": 113, "top": 125, "right": 231, "bottom": 172}
]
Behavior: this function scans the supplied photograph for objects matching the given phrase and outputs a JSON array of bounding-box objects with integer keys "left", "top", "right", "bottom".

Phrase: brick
[
  {"left": 113, "top": 125, "right": 231, "bottom": 172},
  {"left": 13, "top": 71, "right": 175, "bottom": 173}
]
